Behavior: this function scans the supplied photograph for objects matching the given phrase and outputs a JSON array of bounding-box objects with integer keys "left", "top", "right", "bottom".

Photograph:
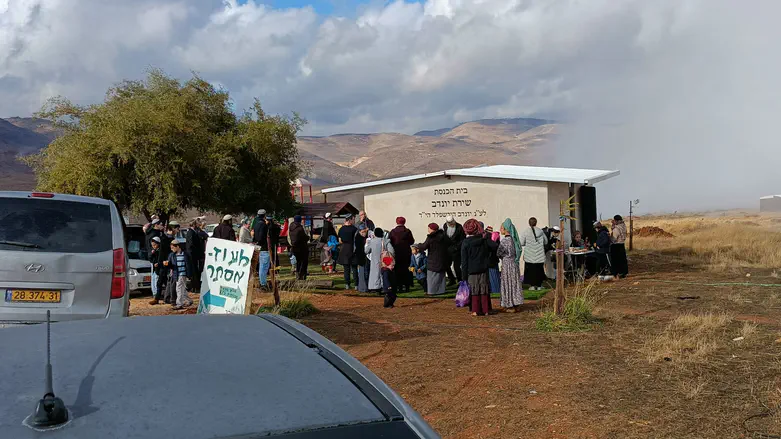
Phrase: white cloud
[{"left": 1, "top": 0, "right": 779, "bottom": 212}]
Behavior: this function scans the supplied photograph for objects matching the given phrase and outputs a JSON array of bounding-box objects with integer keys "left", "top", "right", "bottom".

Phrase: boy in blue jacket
[
  {"left": 410, "top": 245, "right": 427, "bottom": 293},
  {"left": 166, "top": 239, "right": 194, "bottom": 309}
]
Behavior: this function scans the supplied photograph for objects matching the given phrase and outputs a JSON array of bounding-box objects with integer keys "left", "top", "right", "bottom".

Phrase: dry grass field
[
  {"left": 130, "top": 211, "right": 781, "bottom": 438},
  {"left": 632, "top": 211, "right": 781, "bottom": 271}
]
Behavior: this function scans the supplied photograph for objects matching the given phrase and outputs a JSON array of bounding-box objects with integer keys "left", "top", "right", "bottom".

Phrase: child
[
  {"left": 166, "top": 239, "right": 193, "bottom": 310},
  {"left": 410, "top": 244, "right": 427, "bottom": 293},
  {"left": 321, "top": 235, "right": 339, "bottom": 274},
  {"left": 148, "top": 237, "right": 162, "bottom": 305},
  {"left": 289, "top": 252, "right": 298, "bottom": 276},
  {"left": 573, "top": 231, "right": 585, "bottom": 248}
]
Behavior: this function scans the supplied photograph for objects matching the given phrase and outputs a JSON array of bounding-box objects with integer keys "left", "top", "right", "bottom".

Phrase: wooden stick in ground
[
  {"left": 244, "top": 247, "right": 259, "bottom": 315},
  {"left": 268, "top": 234, "right": 280, "bottom": 306},
  {"left": 555, "top": 202, "right": 565, "bottom": 315}
]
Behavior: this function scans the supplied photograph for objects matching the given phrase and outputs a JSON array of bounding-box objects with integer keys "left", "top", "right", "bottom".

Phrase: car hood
[
  {"left": 127, "top": 259, "right": 151, "bottom": 270},
  {"left": 0, "top": 316, "right": 386, "bottom": 439}
]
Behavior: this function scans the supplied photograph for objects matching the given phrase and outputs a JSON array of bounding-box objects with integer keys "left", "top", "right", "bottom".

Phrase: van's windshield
[{"left": 0, "top": 198, "right": 112, "bottom": 253}]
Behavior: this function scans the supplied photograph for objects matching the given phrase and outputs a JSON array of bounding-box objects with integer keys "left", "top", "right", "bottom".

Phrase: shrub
[
  {"left": 535, "top": 280, "right": 602, "bottom": 332},
  {"left": 257, "top": 294, "right": 318, "bottom": 319}
]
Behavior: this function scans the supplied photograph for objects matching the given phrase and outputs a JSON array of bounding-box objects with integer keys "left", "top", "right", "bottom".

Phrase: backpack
[{"left": 380, "top": 239, "right": 395, "bottom": 270}]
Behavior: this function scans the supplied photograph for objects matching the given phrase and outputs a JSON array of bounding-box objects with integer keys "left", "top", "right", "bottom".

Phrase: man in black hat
[
  {"left": 253, "top": 210, "right": 271, "bottom": 287},
  {"left": 288, "top": 215, "right": 310, "bottom": 280},
  {"left": 186, "top": 219, "right": 206, "bottom": 294}
]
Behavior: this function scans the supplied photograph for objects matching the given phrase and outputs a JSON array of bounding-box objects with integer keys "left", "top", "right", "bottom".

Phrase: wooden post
[
  {"left": 245, "top": 248, "right": 259, "bottom": 315},
  {"left": 244, "top": 287, "right": 253, "bottom": 315},
  {"left": 555, "top": 202, "right": 565, "bottom": 315},
  {"left": 267, "top": 234, "right": 280, "bottom": 306},
  {"left": 555, "top": 194, "right": 578, "bottom": 316}
]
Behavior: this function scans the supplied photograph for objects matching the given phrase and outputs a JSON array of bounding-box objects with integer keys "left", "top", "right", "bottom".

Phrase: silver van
[{"left": 0, "top": 191, "right": 129, "bottom": 323}]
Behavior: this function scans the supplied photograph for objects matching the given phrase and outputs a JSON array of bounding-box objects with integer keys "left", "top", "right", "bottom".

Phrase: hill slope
[
  {"left": 0, "top": 118, "right": 53, "bottom": 154},
  {"left": 0, "top": 116, "right": 558, "bottom": 191},
  {"left": 301, "top": 117, "right": 558, "bottom": 180}
]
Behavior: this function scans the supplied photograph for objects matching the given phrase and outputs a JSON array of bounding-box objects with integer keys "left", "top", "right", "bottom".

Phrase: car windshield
[
  {"left": 0, "top": 198, "right": 112, "bottom": 253},
  {"left": 125, "top": 226, "right": 148, "bottom": 260}
]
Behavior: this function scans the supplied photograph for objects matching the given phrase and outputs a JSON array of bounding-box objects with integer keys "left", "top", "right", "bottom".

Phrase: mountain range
[{"left": 0, "top": 116, "right": 558, "bottom": 191}]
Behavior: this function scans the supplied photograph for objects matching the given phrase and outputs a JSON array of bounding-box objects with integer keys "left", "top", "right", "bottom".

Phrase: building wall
[
  {"left": 362, "top": 175, "right": 551, "bottom": 242},
  {"left": 760, "top": 197, "right": 781, "bottom": 212}
]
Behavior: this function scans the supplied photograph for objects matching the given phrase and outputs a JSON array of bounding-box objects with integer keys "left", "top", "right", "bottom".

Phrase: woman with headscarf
[
  {"left": 365, "top": 228, "right": 394, "bottom": 302},
  {"left": 418, "top": 223, "right": 451, "bottom": 295},
  {"left": 498, "top": 218, "right": 524, "bottom": 312},
  {"left": 519, "top": 217, "right": 548, "bottom": 290},
  {"left": 610, "top": 215, "right": 629, "bottom": 278},
  {"left": 487, "top": 228, "right": 501, "bottom": 294},
  {"left": 389, "top": 217, "right": 415, "bottom": 293},
  {"left": 461, "top": 219, "right": 493, "bottom": 316}
]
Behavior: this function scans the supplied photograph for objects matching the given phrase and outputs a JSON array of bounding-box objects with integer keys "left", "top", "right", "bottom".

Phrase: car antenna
[{"left": 29, "top": 310, "right": 68, "bottom": 428}]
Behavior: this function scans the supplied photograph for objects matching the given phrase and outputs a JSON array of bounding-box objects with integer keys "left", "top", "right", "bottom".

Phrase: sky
[{"left": 1, "top": 0, "right": 780, "bottom": 214}]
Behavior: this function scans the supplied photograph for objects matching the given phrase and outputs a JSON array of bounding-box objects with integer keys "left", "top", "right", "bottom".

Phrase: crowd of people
[
  {"left": 308, "top": 211, "right": 630, "bottom": 316},
  {"left": 142, "top": 210, "right": 287, "bottom": 309},
  {"left": 144, "top": 217, "right": 207, "bottom": 310},
  {"left": 139, "top": 208, "right": 629, "bottom": 316}
]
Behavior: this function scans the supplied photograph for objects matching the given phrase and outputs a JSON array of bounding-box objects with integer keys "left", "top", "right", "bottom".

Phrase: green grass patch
[
  {"left": 275, "top": 262, "right": 552, "bottom": 300},
  {"left": 535, "top": 281, "right": 603, "bottom": 332},
  {"left": 256, "top": 295, "right": 319, "bottom": 319}
]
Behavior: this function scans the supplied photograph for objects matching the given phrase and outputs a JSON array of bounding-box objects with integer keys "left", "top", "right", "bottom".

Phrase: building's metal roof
[
  {"left": 297, "top": 202, "right": 359, "bottom": 217},
  {"left": 321, "top": 165, "right": 619, "bottom": 194},
  {"left": 760, "top": 195, "right": 781, "bottom": 200}
]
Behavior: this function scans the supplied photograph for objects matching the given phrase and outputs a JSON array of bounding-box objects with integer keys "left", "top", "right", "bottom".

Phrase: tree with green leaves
[{"left": 23, "top": 68, "right": 303, "bottom": 222}]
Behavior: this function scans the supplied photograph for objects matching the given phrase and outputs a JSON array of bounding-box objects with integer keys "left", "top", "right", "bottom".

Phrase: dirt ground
[{"left": 130, "top": 250, "right": 781, "bottom": 439}]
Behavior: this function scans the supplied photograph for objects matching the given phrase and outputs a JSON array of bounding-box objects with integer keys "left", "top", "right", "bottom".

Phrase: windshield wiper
[{"left": 0, "top": 240, "right": 41, "bottom": 249}]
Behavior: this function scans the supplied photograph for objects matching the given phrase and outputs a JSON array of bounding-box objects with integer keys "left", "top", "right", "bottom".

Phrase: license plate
[
  {"left": 5, "top": 290, "right": 61, "bottom": 303},
  {"left": 143, "top": 276, "right": 151, "bottom": 282}
]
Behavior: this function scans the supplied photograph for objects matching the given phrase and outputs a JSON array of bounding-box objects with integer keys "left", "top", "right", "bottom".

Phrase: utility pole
[
  {"left": 629, "top": 199, "right": 639, "bottom": 251},
  {"left": 555, "top": 194, "right": 578, "bottom": 315}
]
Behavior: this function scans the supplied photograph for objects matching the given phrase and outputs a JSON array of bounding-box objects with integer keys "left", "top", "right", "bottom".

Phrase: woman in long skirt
[
  {"left": 461, "top": 219, "right": 493, "bottom": 316},
  {"left": 488, "top": 230, "right": 501, "bottom": 294},
  {"left": 365, "top": 228, "right": 387, "bottom": 293},
  {"left": 418, "top": 223, "right": 450, "bottom": 295},
  {"left": 610, "top": 215, "right": 629, "bottom": 278},
  {"left": 365, "top": 228, "right": 396, "bottom": 307},
  {"left": 519, "top": 217, "right": 548, "bottom": 290},
  {"left": 498, "top": 218, "right": 524, "bottom": 312}
]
